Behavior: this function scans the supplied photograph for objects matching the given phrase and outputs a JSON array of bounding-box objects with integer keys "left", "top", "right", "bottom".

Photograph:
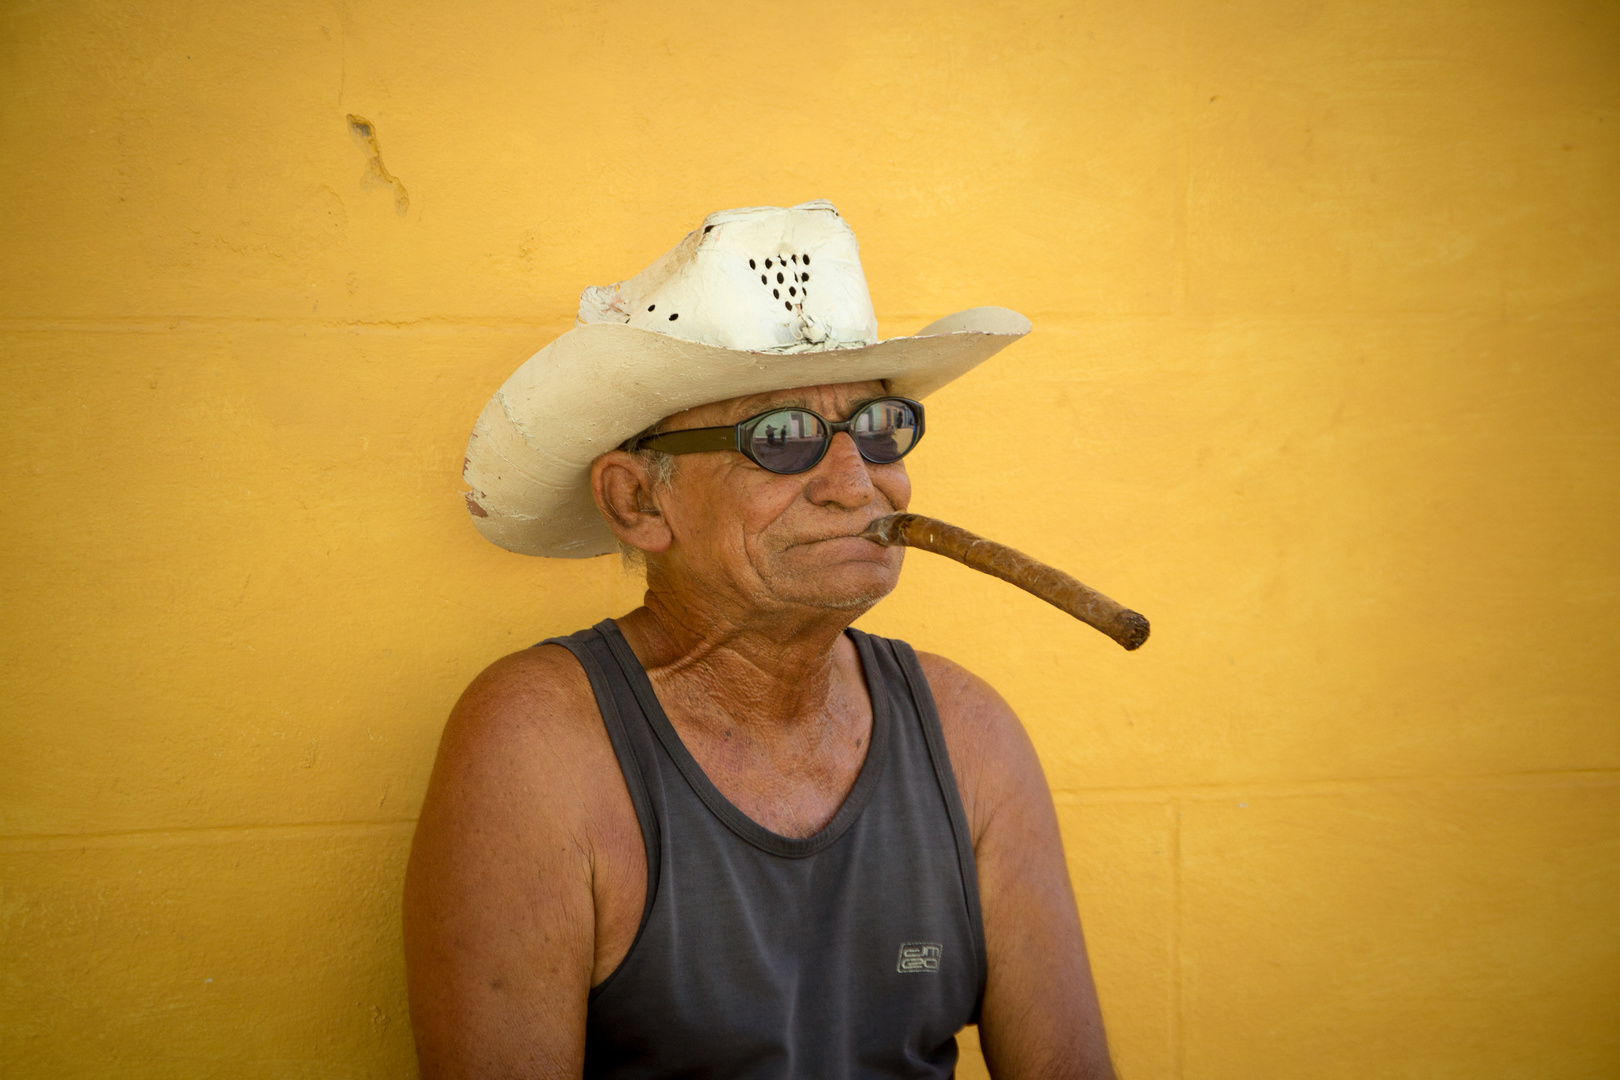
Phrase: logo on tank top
[{"left": 895, "top": 942, "right": 943, "bottom": 973}]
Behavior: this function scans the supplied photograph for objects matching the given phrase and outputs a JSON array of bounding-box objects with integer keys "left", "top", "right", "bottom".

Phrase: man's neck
[{"left": 615, "top": 583, "right": 868, "bottom": 736}]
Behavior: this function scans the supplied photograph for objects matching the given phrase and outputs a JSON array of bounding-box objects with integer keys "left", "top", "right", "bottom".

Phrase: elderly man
[{"left": 404, "top": 203, "right": 1114, "bottom": 1079}]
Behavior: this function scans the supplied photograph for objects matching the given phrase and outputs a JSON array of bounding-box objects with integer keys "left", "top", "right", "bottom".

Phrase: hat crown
[{"left": 577, "top": 200, "right": 880, "bottom": 353}]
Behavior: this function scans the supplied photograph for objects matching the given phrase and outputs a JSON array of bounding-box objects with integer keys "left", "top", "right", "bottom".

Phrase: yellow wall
[{"left": 2, "top": 1, "right": 1616, "bottom": 1076}]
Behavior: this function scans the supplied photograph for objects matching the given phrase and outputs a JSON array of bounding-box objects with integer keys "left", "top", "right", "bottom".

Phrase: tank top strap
[
  {"left": 854, "top": 631, "right": 989, "bottom": 1000},
  {"left": 536, "top": 622, "right": 663, "bottom": 960}
]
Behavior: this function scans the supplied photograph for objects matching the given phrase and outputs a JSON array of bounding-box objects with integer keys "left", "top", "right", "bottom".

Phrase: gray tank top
[{"left": 544, "top": 620, "right": 986, "bottom": 1079}]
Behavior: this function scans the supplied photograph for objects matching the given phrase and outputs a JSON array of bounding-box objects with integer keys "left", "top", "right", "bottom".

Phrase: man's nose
[{"left": 805, "top": 431, "right": 875, "bottom": 508}]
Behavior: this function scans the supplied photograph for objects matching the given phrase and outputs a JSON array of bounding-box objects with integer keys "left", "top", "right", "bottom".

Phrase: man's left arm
[{"left": 917, "top": 653, "right": 1116, "bottom": 1080}]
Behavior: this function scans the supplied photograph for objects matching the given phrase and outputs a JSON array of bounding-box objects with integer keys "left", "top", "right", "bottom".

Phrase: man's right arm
[
  {"left": 402, "top": 647, "right": 610, "bottom": 1079},
  {"left": 918, "top": 651, "right": 1117, "bottom": 1080}
]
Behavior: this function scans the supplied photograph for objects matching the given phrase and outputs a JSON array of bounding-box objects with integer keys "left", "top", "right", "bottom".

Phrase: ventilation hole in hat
[
  {"left": 803, "top": 254, "right": 811, "bottom": 265},
  {"left": 784, "top": 301, "right": 793, "bottom": 311},
  {"left": 801, "top": 272, "right": 809, "bottom": 281},
  {"left": 669, "top": 313, "right": 678, "bottom": 321},
  {"left": 760, "top": 275, "right": 768, "bottom": 285},
  {"left": 647, "top": 304, "right": 656, "bottom": 312},
  {"left": 789, "top": 287, "right": 796, "bottom": 296},
  {"left": 772, "top": 288, "right": 779, "bottom": 298},
  {"left": 749, "top": 259, "right": 756, "bottom": 269},
  {"left": 776, "top": 272, "right": 784, "bottom": 283},
  {"left": 764, "top": 259, "right": 772, "bottom": 269}
]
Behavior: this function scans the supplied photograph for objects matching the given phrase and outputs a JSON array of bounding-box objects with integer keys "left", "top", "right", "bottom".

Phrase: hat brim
[{"left": 463, "top": 305, "right": 1032, "bottom": 557}]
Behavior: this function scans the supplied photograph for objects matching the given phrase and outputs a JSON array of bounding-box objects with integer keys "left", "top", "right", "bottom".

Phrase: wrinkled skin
[
  {"left": 611, "top": 381, "right": 911, "bottom": 611},
  {"left": 404, "top": 381, "right": 1116, "bottom": 1079}
]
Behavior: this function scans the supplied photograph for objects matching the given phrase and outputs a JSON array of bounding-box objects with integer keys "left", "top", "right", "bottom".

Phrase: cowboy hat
[{"left": 463, "top": 200, "right": 1031, "bottom": 558}]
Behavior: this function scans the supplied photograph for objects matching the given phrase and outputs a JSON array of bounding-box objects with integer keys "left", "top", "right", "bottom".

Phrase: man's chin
[
  {"left": 799, "top": 574, "right": 900, "bottom": 611},
  {"left": 757, "top": 565, "right": 894, "bottom": 613},
  {"left": 802, "top": 586, "right": 893, "bottom": 612},
  {"left": 767, "top": 543, "right": 901, "bottom": 611}
]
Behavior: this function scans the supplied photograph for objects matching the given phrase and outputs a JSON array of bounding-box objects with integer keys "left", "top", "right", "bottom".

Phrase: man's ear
[{"left": 591, "top": 451, "right": 674, "bottom": 555}]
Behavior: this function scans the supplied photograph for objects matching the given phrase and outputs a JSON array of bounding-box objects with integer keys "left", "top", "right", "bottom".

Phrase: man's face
[{"left": 650, "top": 380, "right": 912, "bottom": 613}]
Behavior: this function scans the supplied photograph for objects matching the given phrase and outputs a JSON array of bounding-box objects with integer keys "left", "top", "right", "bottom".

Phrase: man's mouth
[{"left": 788, "top": 526, "right": 892, "bottom": 550}]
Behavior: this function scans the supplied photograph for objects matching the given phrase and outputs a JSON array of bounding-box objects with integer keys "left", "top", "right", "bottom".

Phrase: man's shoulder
[
  {"left": 907, "top": 649, "right": 1048, "bottom": 840},
  {"left": 909, "top": 649, "right": 1015, "bottom": 719},
  {"left": 433, "top": 640, "right": 610, "bottom": 794},
  {"left": 459, "top": 640, "right": 598, "bottom": 723}
]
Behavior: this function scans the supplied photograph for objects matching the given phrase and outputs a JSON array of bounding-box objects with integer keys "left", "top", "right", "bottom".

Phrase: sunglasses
[{"left": 626, "top": 396, "right": 925, "bottom": 475}]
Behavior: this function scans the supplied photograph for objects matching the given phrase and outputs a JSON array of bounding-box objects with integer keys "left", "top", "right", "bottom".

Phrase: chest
[
  {"left": 585, "top": 780, "right": 983, "bottom": 1080},
  {"left": 565, "top": 624, "right": 986, "bottom": 1077},
  {"left": 649, "top": 678, "right": 875, "bottom": 840}
]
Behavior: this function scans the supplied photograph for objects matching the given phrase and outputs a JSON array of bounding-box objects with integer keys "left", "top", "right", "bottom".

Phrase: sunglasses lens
[
  {"left": 851, "top": 399, "right": 921, "bottom": 463},
  {"left": 748, "top": 409, "right": 829, "bottom": 473}
]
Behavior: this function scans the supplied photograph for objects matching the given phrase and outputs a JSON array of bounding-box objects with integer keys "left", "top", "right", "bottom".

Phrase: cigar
[{"left": 860, "top": 513, "right": 1150, "bottom": 651}]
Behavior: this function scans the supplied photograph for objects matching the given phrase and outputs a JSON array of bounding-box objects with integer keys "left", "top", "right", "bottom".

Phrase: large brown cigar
[{"left": 860, "top": 514, "right": 1150, "bottom": 651}]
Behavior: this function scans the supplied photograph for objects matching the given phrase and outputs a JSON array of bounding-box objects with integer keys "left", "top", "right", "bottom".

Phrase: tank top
[{"left": 542, "top": 619, "right": 986, "bottom": 1079}]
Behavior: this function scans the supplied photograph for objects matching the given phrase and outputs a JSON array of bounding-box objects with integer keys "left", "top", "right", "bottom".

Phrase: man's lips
[{"left": 786, "top": 530, "right": 893, "bottom": 553}]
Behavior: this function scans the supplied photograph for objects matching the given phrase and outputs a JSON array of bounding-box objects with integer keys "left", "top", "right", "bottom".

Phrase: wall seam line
[
  {"left": 0, "top": 818, "right": 418, "bottom": 849},
  {"left": 1171, "top": 796, "right": 1185, "bottom": 1080},
  {"left": 1048, "top": 767, "right": 1620, "bottom": 804}
]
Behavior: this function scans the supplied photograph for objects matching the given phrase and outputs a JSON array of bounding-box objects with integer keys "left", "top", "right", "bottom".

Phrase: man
[{"left": 404, "top": 202, "right": 1115, "bottom": 1078}]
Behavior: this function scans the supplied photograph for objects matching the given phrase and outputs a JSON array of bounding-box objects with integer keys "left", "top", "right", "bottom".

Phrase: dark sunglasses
[{"left": 627, "top": 396, "right": 925, "bottom": 475}]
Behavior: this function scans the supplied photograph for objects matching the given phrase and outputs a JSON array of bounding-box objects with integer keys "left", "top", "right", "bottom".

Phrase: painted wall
[{"left": 2, "top": 1, "right": 1616, "bottom": 1076}]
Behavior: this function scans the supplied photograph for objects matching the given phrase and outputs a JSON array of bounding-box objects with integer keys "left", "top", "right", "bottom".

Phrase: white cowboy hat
[{"left": 463, "top": 200, "right": 1031, "bottom": 558}]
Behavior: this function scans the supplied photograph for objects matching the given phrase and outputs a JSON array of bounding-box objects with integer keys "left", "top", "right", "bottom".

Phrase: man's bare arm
[
  {"left": 403, "top": 647, "right": 622, "bottom": 1079},
  {"left": 919, "top": 653, "right": 1116, "bottom": 1080}
]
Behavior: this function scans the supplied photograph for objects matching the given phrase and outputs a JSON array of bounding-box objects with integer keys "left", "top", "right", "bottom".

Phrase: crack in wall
[{"left": 346, "top": 114, "right": 409, "bottom": 216}]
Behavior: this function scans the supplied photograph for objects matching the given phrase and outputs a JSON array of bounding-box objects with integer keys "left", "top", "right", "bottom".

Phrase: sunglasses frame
[{"left": 626, "top": 396, "right": 926, "bottom": 475}]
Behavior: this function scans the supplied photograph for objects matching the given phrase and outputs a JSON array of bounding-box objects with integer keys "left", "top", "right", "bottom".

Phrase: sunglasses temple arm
[
  {"left": 631, "top": 427, "right": 739, "bottom": 456},
  {"left": 860, "top": 513, "right": 1150, "bottom": 651}
]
